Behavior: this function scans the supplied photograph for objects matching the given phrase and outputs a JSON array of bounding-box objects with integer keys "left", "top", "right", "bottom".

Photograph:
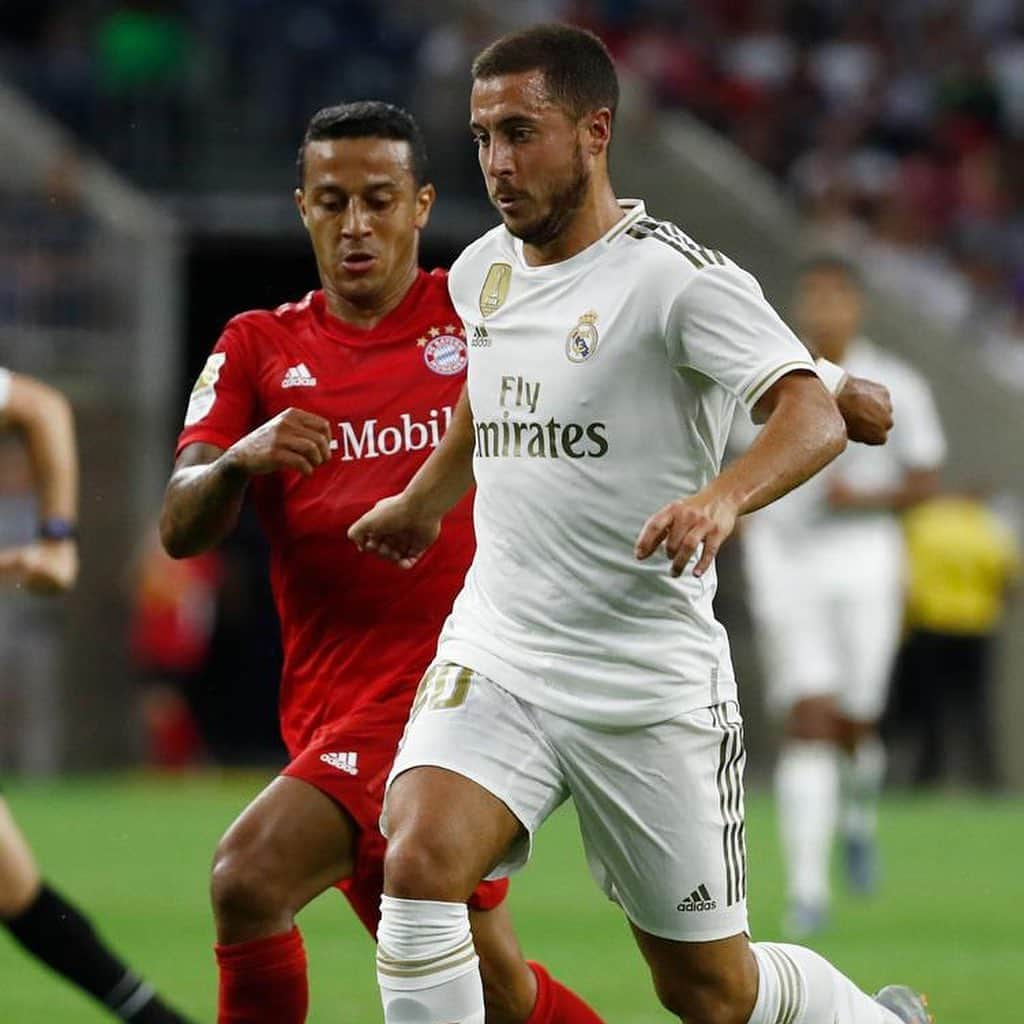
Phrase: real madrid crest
[
  {"left": 479, "top": 262, "right": 511, "bottom": 317},
  {"left": 566, "top": 310, "right": 600, "bottom": 364}
]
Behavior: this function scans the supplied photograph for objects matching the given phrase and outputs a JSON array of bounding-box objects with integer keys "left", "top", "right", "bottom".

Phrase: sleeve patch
[{"left": 184, "top": 352, "right": 227, "bottom": 426}]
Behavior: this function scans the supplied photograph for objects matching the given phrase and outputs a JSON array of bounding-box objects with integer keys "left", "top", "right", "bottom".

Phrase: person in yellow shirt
[{"left": 900, "top": 493, "right": 1021, "bottom": 788}]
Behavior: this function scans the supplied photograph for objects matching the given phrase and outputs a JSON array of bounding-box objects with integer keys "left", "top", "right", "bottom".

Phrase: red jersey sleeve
[{"left": 176, "top": 321, "right": 258, "bottom": 458}]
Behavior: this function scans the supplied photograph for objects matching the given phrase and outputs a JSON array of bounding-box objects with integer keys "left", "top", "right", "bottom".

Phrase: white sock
[
  {"left": 376, "top": 895, "right": 484, "bottom": 1023},
  {"left": 843, "top": 736, "right": 886, "bottom": 840},
  {"left": 775, "top": 740, "right": 839, "bottom": 909},
  {"left": 749, "top": 941, "right": 902, "bottom": 1023}
]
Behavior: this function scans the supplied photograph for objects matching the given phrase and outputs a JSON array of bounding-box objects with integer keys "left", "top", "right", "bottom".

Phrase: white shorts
[
  {"left": 743, "top": 525, "right": 904, "bottom": 722},
  {"left": 384, "top": 663, "right": 750, "bottom": 942}
]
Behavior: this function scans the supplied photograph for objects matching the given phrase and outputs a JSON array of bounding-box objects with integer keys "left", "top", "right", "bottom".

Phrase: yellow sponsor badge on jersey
[
  {"left": 479, "top": 262, "right": 511, "bottom": 317},
  {"left": 184, "top": 352, "right": 226, "bottom": 426}
]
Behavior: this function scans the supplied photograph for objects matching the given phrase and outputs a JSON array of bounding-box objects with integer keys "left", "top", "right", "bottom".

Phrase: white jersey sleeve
[
  {"left": 0, "top": 367, "right": 10, "bottom": 411},
  {"left": 814, "top": 357, "right": 848, "bottom": 395},
  {"left": 665, "top": 264, "right": 816, "bottom": 414}
]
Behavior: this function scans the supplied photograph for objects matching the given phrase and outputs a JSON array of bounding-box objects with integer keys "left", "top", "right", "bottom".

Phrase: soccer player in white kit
[
  {"left": 741, "top": 258, "right": 945, "bottom": 935},
  {"left": 350, "top": 25, "right": 932, "bottom": 1024}
]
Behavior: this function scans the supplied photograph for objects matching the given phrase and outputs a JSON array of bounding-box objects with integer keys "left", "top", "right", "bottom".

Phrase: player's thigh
[
  {"left": 835, "top": 574, "right": 903, "bottom": 722},
  {"left": 213, "top": 775, "right": 357, "bottom": 909},
  {"left": 785, "top": 693, "right": 841, "bottom": 741},
  {"left": 631, "top": 925, "right": 758, "bottom": 1020},
  {"left": 0, "top": 797, "right": 40, "bottom": 916},
  {"left": 745, "top": 543, "right": 837, "bottom": 714},
  {"left": 383, "top": 664, "right": 567, "bottom": 896},
  {"left": 553, "top": 700, "right": 750, "bottom": 943}
]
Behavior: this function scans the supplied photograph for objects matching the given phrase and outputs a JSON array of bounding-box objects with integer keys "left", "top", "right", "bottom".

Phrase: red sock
[
  {"left": 526, "top": 961, "right": 605, "bottom": 1023},
  {"left": 215, "top": 927, "right": 308, "bottom": 1024}
]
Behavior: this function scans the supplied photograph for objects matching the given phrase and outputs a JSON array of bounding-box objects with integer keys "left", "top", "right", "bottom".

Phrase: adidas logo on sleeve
[{"left": 677, "top": 884, "right": 718, "bottom": 912}]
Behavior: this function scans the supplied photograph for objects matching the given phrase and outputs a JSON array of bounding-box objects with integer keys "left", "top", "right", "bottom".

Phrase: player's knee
[
  {"left": 0, "top": 878, "right": 39, "bottom": 920},
  {"left": 384, "top": 829, "right": 473, "bottom": 902},
  {"left": 210, "top": 833, "right": 289, "bottom": 925},
  {"left": 652, "top": 960, "right": 757, "bottom": 1024},
  {"left": 785, "top": 697, "right": 839, "bottom": 742}
]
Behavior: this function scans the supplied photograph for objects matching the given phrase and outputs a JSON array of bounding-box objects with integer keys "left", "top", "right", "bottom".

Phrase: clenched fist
[
  {"left": 837, "top": 375, "right": 893, "bottom": 446},
  {"left": 225, "top": 407, "right": 333, "bottom": 478},
  {"left": 348, "top": 493, "right": 442, "bottom": 570}
]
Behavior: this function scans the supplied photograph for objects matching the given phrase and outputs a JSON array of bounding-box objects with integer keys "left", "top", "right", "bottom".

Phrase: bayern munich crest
[
  {"left": 566, "top": 310, "right": 600, "bottom": 363},
  {"left": 419, "top": 326, "right": 468, "bottom": 376}
]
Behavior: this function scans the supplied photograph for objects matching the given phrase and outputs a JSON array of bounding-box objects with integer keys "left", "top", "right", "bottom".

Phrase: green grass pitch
[{"left": 2, "top": 775, "right": 1020, "bottom": 1021}]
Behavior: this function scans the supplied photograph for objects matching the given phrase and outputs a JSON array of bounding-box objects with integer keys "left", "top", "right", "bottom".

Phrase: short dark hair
[
  {"left": 296, "top": 101, "right": 429, "bottom": 188},
  {"left": 797, "top": 253, "right": 864, "bottom": 289},
  {"left": 472, "top": 23, "right": 619, "bottom": 122}
]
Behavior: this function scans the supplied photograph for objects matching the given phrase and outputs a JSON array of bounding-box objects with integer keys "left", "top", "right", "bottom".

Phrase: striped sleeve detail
[
  {"left": 627, "top": 217, "right": 725, "bottom": 269},
  {"left": 742, "top": 359, "right": 815, "bottom": 409}
]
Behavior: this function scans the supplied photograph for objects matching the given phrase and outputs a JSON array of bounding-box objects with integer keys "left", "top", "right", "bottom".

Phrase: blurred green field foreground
[{"left": 2, "top": 775, "right": 1021, "bottom": 1022}]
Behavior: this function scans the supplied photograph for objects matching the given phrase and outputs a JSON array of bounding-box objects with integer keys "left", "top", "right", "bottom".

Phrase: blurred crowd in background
[{"left": 4, "top": 0, "right": 1024, "bottom": 386}]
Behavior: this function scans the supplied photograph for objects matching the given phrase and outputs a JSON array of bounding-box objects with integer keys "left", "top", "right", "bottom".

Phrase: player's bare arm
[
  {"left": 636, "top": 371, "right": 846, "bottom": 578},
  {"left": 0, "top": 372, "right": 78, "bottom": 593},
  {"left": 161, "top": 407, "right": 332, "bottom": 558},
  {"left": 836, "top": 374, "right": 893, "bottom": 446},
  {"left": 348, "top": 386, "right": 475, "bottom": 568}
]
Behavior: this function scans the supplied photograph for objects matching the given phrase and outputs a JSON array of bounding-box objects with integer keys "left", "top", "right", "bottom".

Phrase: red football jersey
[{"left": 176, "top": 269, "right": 473, "bottom": 754}]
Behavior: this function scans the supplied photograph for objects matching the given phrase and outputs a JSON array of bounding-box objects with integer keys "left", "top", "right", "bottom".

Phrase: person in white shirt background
[{"left": 741, "top": 255, "right": 947, "bottom": 937}]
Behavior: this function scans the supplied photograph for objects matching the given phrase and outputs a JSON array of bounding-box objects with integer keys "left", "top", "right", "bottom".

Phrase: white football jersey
[{"left": 438, "top": 200, "right": 818, "bottom": 726}]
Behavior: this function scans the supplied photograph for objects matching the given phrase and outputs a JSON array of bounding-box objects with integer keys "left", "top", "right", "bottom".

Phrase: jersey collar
[
  {"left": 311, "top": 269, "right": 432, "bottom": 346},
  {"left": 508, "top": 199, "right": 647, "bottom": 277}
]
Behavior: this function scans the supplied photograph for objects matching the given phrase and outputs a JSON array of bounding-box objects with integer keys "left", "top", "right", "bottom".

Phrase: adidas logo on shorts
[
  {"left": 677, "top": 884, "right": 717, "bottom": 912},
  {"left": 320, "top": 751, "right": 359, "bottom": 775}
]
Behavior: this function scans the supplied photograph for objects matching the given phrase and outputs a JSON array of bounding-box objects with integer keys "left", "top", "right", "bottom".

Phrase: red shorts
[{"left": 281, "top": 707, "right": 508, "bottom": 937}]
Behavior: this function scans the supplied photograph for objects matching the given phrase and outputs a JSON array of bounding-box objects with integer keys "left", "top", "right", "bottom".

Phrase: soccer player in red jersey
[{"left": 159, "top": 102, "right": 604, "bottom": 1024}]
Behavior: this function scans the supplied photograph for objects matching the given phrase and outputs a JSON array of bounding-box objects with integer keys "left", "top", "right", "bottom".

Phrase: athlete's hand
[
  {"left": 836, "top": 375, "right": 892, "bottom": 446},
  {"left": 0, "top": 539, "right": 78, "bottom": 593},
  {"left": 635, "top": 492, "right": 738, "bottom": 578},
  {"left": 224, "top": 408, "right": 333, "bottom": 478},
  {"left": 348, "top": 493, "right": 442, "bottom": 570}
]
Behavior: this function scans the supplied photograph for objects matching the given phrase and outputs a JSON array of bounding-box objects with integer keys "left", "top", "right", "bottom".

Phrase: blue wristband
[{"left": 38, "top": 518, "right": 77, "bottom": 541}]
